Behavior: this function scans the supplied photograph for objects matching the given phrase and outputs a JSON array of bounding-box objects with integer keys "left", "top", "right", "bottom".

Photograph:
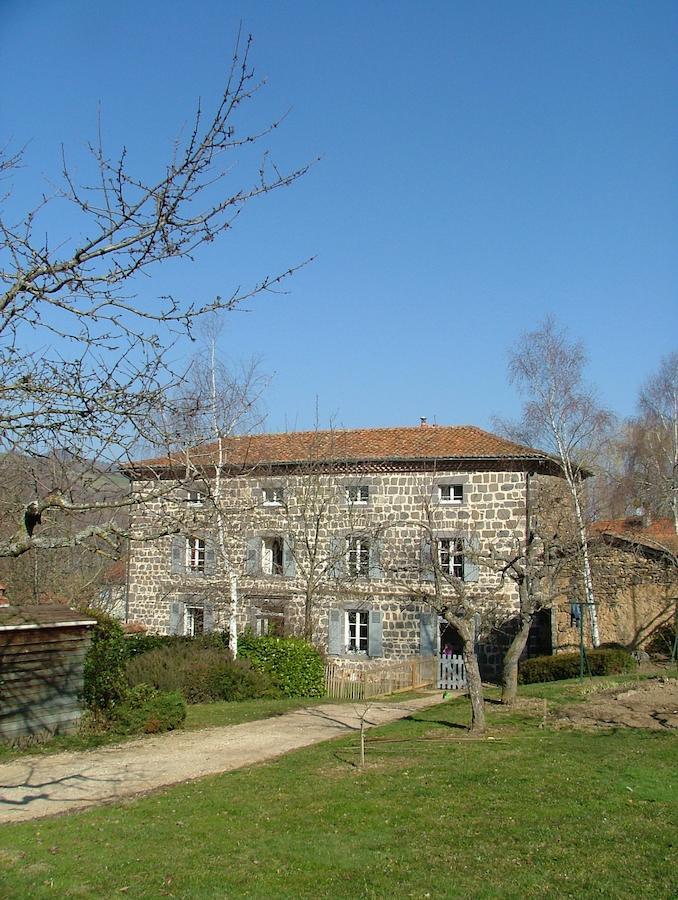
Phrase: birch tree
[
  {"left": 0, "top": 32, "right": 309, "bottom": 561},
  {"left": 505, "top": 318, "right": 611, "bottom": 646}
]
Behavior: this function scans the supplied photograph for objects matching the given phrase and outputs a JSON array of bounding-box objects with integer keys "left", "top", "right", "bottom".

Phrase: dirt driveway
[{"left": 0, "top": 694, "right": 444, "bottom": 825}]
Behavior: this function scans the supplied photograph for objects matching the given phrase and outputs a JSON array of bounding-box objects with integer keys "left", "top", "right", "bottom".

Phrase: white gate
[{"left": 438, "top": 654, "right": 467, "bottom": 690}]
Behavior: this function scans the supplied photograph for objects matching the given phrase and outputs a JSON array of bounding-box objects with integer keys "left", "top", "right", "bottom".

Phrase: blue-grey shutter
[
  {"left": 205, "top": 539, "right": 217, "bottom": 575},
  {"left": 419, "top": 611, "right": 438, "bottom": 656},
  {"left": 368, "top": 537, "right": 383, "bottom": 579},
  {"left": 283, "top": 536, "right": 296, "bottom": 577},
  {"left": 328, "top": 608, "right": 343, "bottom": 655},
  {"left": 245, "top": 537, "right": 261, "bottom": 575},
  {"left": 169, "top": 600, "right": 184, "bottom": 635},
  {"left": 463, "top": 534, "right": 480, "bottom": 583},
  {"left": 328, "top": 536, "right": 345, "bottom": 579},
  {"left": 368, "top": 610, "right": 383, "bottom": 657},
  {"left": 171, "top": 535, "right": 185, "bottom": 575},
  {"left": 203, "top": 602, "right": 215, "bottom": 633},
  {"left": 420, "top": 536, "right": 434, "bottom": 582}
]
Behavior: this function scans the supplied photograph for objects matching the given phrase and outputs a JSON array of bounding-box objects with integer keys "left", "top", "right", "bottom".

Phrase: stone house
[
  {"left": 124, "top": 424, "right": 563, "bottom": 675},
  {"left": 553, "top": 517, "right": 677, "bottom": 653}
]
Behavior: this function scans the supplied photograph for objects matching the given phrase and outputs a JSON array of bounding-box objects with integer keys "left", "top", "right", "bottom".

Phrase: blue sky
[{"left": 2, "top": 0, "right": 676, "bottom": 434}]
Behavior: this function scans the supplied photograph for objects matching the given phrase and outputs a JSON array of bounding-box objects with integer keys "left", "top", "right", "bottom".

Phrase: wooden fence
[{"left": 325, "top": 656, "right": 438, "bottom": 701}]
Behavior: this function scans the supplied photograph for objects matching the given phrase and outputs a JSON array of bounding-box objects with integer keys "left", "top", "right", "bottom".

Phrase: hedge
[
  {"left": 518, "top": 648, "right": 635, "bottom": 684},
  {"left": 237, "top": 633, "right": 325, "bottom": 698},
  {"left": 82, "top": 610, "right": 129, "bottom": 713},
  {"left": 125, "top": 643, "right": 277, "bottom": 703}
]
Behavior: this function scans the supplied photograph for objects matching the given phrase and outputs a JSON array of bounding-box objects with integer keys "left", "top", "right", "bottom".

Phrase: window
[
  {"left": 346, "top": 610, "right": 369, "bottom": 653},
  {"left": 185, "top": 606, "right": 205, "bottom": 636},
  {"left": 186, "top": 537, "right": 206, "bottom": 573},
  {"left": 262, "top": 537, "right": 284, "bottom": 576},
  {"left": 439, "top": 483, "right": 463, "bottom": 504},
  {"left": 263, "top": 486, "right": 283, "bottom": 506},
  {"left": 255, "top": 608, "right": 285, "bottom": 636},
  {"left": 347, "top": 536, "right": 370, "bottom": 576},
  {"left": 346, "top": 485, "right": 369, "bottom": 505},
  {"left": 187, "top": 489, "right": 204, "bottom": 505},
  {"left": 439, "top": 537, "right": 464, "bottom": 578}
]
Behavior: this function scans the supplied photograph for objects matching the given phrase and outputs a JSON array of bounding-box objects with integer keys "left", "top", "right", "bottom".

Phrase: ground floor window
[
  {"left": 185, "top": 606, "right": 205, "bottom": 636},
  {"left": 346, "top": 609, "right": 369, "bottom": 653}
]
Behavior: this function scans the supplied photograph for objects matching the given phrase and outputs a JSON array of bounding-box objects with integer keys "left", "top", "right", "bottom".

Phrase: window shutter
[
  {"left": 283, "top": 536, "right": 296, "bottom": 577},
  {"left": 368, "top": 610, "right": 384, "bottom": 657},
  {"left": 328, "top": 608, "right": 343, "bottom": 655},
  {"left": 368, "top": 537, "right": 384, "bottom": 579},
  {"left": 205, "top": 539, "right": 217, "bottom": 576},
  {"left": 328, "top": 536, "right": 345, "bottom": 579},
  {"left": 419, "top": 612, "right": 438, "bottom": 657},
  {"left": 420, "top": 536, "right": 434, "bottom": 582},
  {"left": 203, "top": 602, "right": 215, "bottom": 633},
  {"left": 463, "top": 534, "right": 480, "bottom": 583},
  {"left": 245, "top": 537, "right": 261, "bottom": 576},
  {"left": 171, "top": 535, "right": 185, "bottom": 575},
  {"left": 169, "top": 600, "right": 184, "bottom": 635}
]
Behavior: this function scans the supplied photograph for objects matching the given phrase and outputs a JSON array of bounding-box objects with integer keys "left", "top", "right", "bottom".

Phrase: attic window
[
  {"left": 263, "top": 487, "right": 284, "bottom": 506},
  {"left": 187, "top": 489, "right": 204, "bottom": 505},
  {"left": 346, "top": 485, "right": 369, "bottom": 505},
  {"left": 439, "top": 484, "right": 463, "bottom": 504}
]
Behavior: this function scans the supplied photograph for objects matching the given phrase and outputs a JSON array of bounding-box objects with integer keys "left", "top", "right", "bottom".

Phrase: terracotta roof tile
[
  {"left": 130, "top": 424, "right": 556, "bottom": 471},
  {"left": 592, "top": 517, "right": 678, "bottom": 556}
]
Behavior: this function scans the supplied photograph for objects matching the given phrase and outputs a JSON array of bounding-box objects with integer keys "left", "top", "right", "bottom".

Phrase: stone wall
[
  {"left": 127, "top": 465, "right": 531, "bottom": 662},
  {"left": 552, "top": 538, "right": 677, "bottom": 652}
]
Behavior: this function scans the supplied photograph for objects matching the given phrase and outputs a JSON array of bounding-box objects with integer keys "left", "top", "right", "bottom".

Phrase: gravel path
[{"left": 0, "top": 693, "right": 444, "bottom": 824}]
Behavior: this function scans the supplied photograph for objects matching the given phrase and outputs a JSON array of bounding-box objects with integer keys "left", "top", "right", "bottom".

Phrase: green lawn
[{"left": 1, "top": 679, "right": 676, "bottom": 899}]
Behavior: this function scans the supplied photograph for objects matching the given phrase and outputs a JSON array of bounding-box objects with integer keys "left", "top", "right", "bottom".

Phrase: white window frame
[
  {"left": 439, "top": 537, "right": 464, "bottom": 579},
  {"left": 186, "top": 489, "right": 204, "bottom": 506},
  {"left": 185, "top": 605, "right": 205, "bottom": 636},
  {"left": 186, "top": 537, "right": 206, "bottom": 573},
  {"left": 439, "top": 483, "right": 463, "bottom": 504},
  {"left": 262, "top": 536, "right": 284, "bottom": 576},
  {"left": 347, "top": 536, "right": 370, "bottom": 576},
  {"left": 346, "top": 610, "right": 369, "bottom": 654},
  {"left": 262, "top": 486, "right": 284, "bottom": 507},
  {"left": 346, "top": 485, "right": 369, "bottom": 505}
]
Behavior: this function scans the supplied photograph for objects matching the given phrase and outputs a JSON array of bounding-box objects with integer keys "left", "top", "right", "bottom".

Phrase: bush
[
  {"left": 237, "top": 633, "right": 325, "bottom": 698},
  {"left": 125, "top": 643, "right": 276, "bottom": 703},
  {"left": 518, "top": 648, "right": 635, "bottom": 684},
  {"left": 123, "top": 631, "right": 228, "bottom": 660},
  {"left": 111, "top": 684, "right": 186, "bottom": 735},
  {"left": 82, "top": 610, "right": 129, "bottom": 714}
]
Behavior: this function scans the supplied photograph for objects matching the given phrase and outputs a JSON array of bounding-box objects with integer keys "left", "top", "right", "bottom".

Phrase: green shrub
[
  {"left": 82, "top": 610, "right": 129, "bottom": 713},
  {"left": 125, "top": 643, "right": 276, "bottom": 703},
  {"left": 123, "top": 631, "right": 228, "bottom": 659},
  {"left": 518, "top": 648, "right": 635, "bottom": 684},
  {"left": 111, "top": 685, "right": 186, "bottom": 735},
  {"left": 237, "top": 633, "right": 325, "bottom": 698}
]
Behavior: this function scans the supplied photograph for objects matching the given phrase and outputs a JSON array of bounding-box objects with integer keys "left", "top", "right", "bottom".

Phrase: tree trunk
[
  {"left": 462, "top": 637, "right": 486, "bottom": 734},
  {"left": 501, "top": 614, "right": 532, "bottom": 705}
]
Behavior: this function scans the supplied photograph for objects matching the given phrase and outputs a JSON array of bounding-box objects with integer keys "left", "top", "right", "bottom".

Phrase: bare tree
[
  {"left": 637, "top": 351, "right": 678, "bottom": 534},
  {"left": 389, "top": 506, "right": 487, "bottom": 735},
  {"left": 503, "top": 317, "right": 611, "bottom": 646},
  {"left": 0, "top": 32, "right": 310, "bottom": 561}
]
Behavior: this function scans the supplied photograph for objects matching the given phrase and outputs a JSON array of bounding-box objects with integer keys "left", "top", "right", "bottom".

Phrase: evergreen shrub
[
  {"left": 518, "top": 648, "right": 635, "bottom": 684},
  {"left": 237, "top": 632, "right": 325, "bottom": 698},
  {"left": 82, "top": 610, "right": 129, "bottom": 713},
  {"left": 125, "top": 643, "right": 276, "bottom": 703},
  {"left": 111, "top": 684, "right": 186, "bottom": 734}
]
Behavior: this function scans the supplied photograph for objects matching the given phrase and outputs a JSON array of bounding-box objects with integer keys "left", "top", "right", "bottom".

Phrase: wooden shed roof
[{"left": 0, "top": 605, "right": 98, "bottom": 632}]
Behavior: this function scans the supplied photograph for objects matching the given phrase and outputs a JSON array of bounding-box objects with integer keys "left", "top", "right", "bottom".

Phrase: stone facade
[
  {"left": 552, "top": 535, "right": 678, "bottom": 652},
  {"left": 126, "top": 454, "right": 536, "bottom": 673}
]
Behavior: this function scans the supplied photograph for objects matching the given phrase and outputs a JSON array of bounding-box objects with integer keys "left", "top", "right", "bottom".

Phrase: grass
[{"left": 0, "top": 678, "right": 676, "bottom": 899}]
